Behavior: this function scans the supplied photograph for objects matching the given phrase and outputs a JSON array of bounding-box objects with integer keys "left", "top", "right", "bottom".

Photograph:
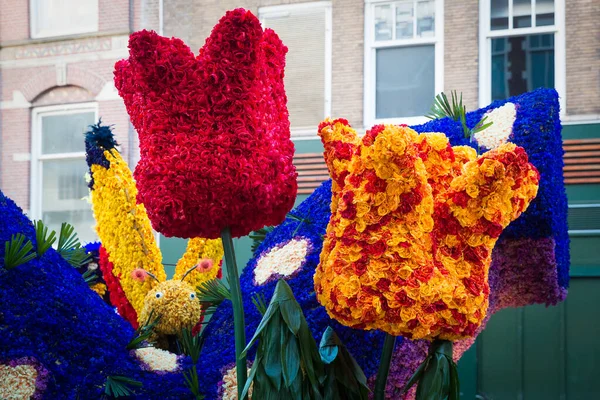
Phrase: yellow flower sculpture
[
  {"left": 314, "top": 119, "right": 539, "bottom": 341},
  {"left": 85, "top": 123, "right": 224, "bottom": 345}
]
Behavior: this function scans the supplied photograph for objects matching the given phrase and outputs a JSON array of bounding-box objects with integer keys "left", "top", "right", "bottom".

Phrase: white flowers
[
  {"left": 254, "top": 239, "right": 310, "bottom": 285},
  {"left": 134, "top": 347, "right": 179, "bottom": 372},
  {"left": 0, "top": 364, "right": 37, "bottom": 400},
  {"left": 221, "top": 365, "right": 253, "bottom": 400},
  {"left": 473, "top": 102, "right": 517, "bottom": 150}
]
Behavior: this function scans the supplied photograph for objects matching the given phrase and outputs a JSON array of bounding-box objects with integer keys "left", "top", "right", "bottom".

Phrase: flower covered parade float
[{"left": 0, "top": 8, "right": 568, "bottom": 400}]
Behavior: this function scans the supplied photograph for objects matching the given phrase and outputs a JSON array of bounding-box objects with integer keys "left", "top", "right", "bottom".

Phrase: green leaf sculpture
[
  {"left": 241, "top": 279, "right": 324, "bottom": 400},
  {"left": 319, "top": 327, "right": 370, "bottom": 400},
  {"left": 403, "top": 340, "right": 460, "bottom": 400}
]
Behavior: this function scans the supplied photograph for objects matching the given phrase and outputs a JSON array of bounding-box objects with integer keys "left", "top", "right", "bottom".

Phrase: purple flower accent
[
  {"left": 489, "top": 237, "right": 567, "bottom": 310},
  {"left": 367, "top": 340, "right": 428, "bottom": 400}
]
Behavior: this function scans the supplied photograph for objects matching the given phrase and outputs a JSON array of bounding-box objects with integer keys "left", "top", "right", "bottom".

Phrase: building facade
[
  {"left": 0, "top": 0, "right": 162, "bottom": 243},
  {"left": 1, "top": 2, "right": 599, "bottom": 397}
]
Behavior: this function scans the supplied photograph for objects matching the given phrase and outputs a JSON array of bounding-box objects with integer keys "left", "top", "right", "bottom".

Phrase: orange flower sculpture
[{"left": 314, "top": 119, "right": 540, "bottom": 341}]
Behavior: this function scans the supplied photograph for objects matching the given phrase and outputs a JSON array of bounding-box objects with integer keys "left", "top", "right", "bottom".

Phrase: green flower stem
[
  {"left": 374, "top": 333, "right": 397, "bottom": 400},
  {"left": 220, "top": 227, "right": 248, "bottom": 400}
]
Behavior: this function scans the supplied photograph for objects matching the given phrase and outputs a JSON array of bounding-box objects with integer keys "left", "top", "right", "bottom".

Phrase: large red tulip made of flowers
[{"left": 114, "top": 9, "right": 297, "bottom": 239}]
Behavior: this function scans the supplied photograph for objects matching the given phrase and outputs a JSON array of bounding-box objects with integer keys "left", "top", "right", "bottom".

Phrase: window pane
[
  {"left": 491, "top": 34, "right": 554, "bottom": 101},
  {"left": 375, "top": 4, "right": 393, "bottom": 41},
  {"left": 395, "top": 2, "right": 414, "bottom": 39},
  {"left": 536, "top": 0, "right": 555, "bottom": 26},
  {"left": 375, "top": 45, "right": 435, "bottom": 118},
  {"left": 33, "top": 0, "right": 98, "bottom": 37},
  {"left": 491, "top": 0, "right": 509, "bottom": 30},
  {"left": 261, "top": 5, "right": 327, "bottom": 130},
  {"left": 41, "top": 159, "right": 96, "bottom": 244},
  {"left": 41, "top": 112, "right": 95, "bottom": 154},
  {"left": 513, "top": 0, "right": 532, "bottom": 28},
  {"left": 417, "top": 1, "right": 435, "bottom": 37}
]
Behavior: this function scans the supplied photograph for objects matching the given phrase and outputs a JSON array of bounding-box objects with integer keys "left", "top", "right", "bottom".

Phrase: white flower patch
[
  {"left": 0, "top": 364, "right": 37, "bottom": 400},
  {"left": 135, "top": 347, "right": 179, "bottom": 372},
  {"left": 221, "top": 365, "right": 253, "bottom": 400},
  {"left": 254, "top": 238, "right": 310, "bottom": 285},
  {"left": 473, "top": 102, "right": 517, "bottom": 150}
]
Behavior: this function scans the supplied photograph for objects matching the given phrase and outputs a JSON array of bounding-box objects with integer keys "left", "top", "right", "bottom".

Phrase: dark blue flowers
[{"left": 0, "top": 190, "right": 194, "bottom": 399}]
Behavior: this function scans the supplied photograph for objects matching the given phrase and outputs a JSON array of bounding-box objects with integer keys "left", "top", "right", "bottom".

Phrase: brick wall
[
  {"left": 566, "top": 0, "right": 600, "bottom": 116},
  {"left": 330, "top": 0, "right": 364, "bottom": 126},
  {"left": 0, "top": 0, "right": 139, "bottom": 212},
  {"left": 0, "top": 0, "right": 29, "bottom": 42},
  {"left": 0, "top": 108, "right": 31, "bottom": 208},
  {"left": 444, "top": 0, "right": 479, "bottom": 111},
  {"left": 99, "top": 0, "right": 130, "bottom": 32}
]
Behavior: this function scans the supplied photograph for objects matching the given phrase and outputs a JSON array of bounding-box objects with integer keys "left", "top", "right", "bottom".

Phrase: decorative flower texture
[
  {"left": 315, "top": 119, "right": 540, "bottom": 340},
  {"left": 218, "top": 365, "right": 254, "bottom": 400},
  {"left": 173, "top": 238, "right": 224, "bottom": 288},
  {"left": 0, "top": 358, "right": 48, "bottom": 400},
  {"left": 114, "top": 8, "right": 297, "bottom": 239},
  {"left": 134, "top": 347, "right": 181, "bottom": 372},
  {"left": 0, "top": 190, "right": 197, "bottom": 399},
  {"left": 473, "top": 102, "right": 517, "bottom": 150},
  {"left": 254, "top": 238, "right": 310, "bottom": 285},
  {"left": 85, "top": 123, "right": 224, "bottom": 342},
  {"left": 139, "top": 280, "right": 202, "bottom": 338}
]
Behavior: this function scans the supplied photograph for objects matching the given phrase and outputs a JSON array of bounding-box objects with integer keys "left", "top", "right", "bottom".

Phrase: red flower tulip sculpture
[
  {"left": 115, "top": 10, "right": 297, "bottom": 397},
  {"left": 114, "top": 8, "right": 297, "bottom": 240}
]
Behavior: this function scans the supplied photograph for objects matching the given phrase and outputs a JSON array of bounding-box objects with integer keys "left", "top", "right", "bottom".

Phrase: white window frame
[
  {"left": 259, "top": 1, "right": 332, "bottom": 140},
  {"left": 478, "top": 0, "right": 565, "bottom": 116},
  {"left": 364, "top": 0, "right": 444, "bottom": 127},
  {"left": 30, "top": 102, "right": 98, "bottom": 223},
  {"left": 30, "top": 0, "right": 99, "bottom": 39}
]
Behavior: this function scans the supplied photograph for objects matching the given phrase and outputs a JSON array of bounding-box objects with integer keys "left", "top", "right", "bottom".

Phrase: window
[
  {"left": 31, "top": 104, "right": 98, "bottom": 244},
  {"left": 259, "top": 2, "right": 332, "bottom": 139},
  {"left": 31, "top": 0, "right": 99, "bottom": 38},
  {"left": 365, "top": 0, "right": 444, "bottom": 126},
  {"left": 479, "top": 0, "right": 565, "bottom": 106}
]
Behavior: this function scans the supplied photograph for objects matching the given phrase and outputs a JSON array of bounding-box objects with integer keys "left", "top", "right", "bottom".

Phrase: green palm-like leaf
[
  {"left": 2, "top": 234, "right": 35, "bottom": 270},
  {"left": 183, "top": 366, "right": 204, "bottom": 399},
  {"left": 249, "top": 226, "right": 275, "bottom": 254},
  {"left": 56, "top": 222, "right": 91, "bottom": 267},
  {"left": 196, "top": 279, "right": 231, "bottom": 305},
  {"left": 126, "top": 310, "right": 161, "bottom": 350},
  {"left": 426, "top": 91, "right": 493, "bottom": 143},
  {"left": 252, "top": 292, "right": 268, "bottom": 316},
  {"left": 471, "top": 115, "right": 493, "bottom": 135},
  {"left": 104, "top": 375, "right": 142, "bottom": 398},
  {"left": 34, "top": 220, "right": 56, "bottom": 257},
  {"left": 178, "top": 327, "right": 204, "bottom": 364},
  {"left": 82, "top": 269, "right": 99, "bottom": 286}
]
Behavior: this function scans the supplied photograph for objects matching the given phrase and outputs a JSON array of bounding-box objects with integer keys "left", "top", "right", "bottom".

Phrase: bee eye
[
  {"left": 189, "top": 293, "right": 196, "bottom": 300},
  {"left": 155, "top": 292, "right": 164, "bottom": 299}
]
